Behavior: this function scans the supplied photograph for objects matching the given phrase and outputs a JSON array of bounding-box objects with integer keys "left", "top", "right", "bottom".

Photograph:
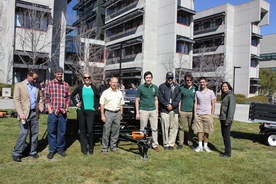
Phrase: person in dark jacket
[
  {"left": 159, "top": 72, "right": 181, "bottom": 150},
  {"left": 71, "top": 73, "right": 100, "bottom": 155},
  {"left": 219, "top": 81, "right": 236, "bottom": 158}
]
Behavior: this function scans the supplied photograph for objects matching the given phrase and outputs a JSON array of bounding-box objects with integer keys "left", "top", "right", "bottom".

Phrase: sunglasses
[
  {"left": 83, "top": 76, "right": 91, "bottom": 79},
  {"left": 32, "top": 78, "right": 38, "bottom": 81},
  {"left": 186, "top": 80, "right": 192, "bottom": 82}
]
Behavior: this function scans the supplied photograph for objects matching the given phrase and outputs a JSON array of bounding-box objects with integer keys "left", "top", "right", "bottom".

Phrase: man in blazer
[{"left": 12, "top": 70, "right": 43, "bottom": 162}]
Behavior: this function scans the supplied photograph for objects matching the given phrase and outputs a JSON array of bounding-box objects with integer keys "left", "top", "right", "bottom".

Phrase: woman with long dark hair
[
  {"left": 71, "top": 73, "right": 99, "bottom": 155},
  {"left": 219, "top": 81, "right": 236, "bottom": 158}
]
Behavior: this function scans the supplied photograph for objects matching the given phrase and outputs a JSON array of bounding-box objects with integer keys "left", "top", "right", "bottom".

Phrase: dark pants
[
  {"left": 77, "top": 110, "right": 95, "bottom": 153},
  {"left": 220, "top": 120, "right": 232, "bottom": 156},
  {"left": 12, "top": 111, "right": 38, "bottom": 157},
  {"left": 47, "top": 112, "right": 67, "bottom": 153}
]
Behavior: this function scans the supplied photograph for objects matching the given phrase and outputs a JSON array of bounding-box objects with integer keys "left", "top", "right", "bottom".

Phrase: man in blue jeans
[{"left": 44, "top": 67, "right": 70, "bottom": 159}]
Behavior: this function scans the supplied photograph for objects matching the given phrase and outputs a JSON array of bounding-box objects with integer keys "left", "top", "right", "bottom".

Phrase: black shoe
[
  {"left": 12, "top": 155, "right": 22, "bottom": 162},
  {"left": 164, "top": 146, "right": 170, "bottom": 151},
  {"left": 169, "top": 146, "right": 174, "bottom": 150},
  {"left": 177, "top": 145, "right": 183, "bottom": 150},
  {"left": 219, "top": 153, "right": 231, "bottom": 158},
  {"left": 47, "top": 152, "right": 55, "bottom": 159},
  {"left": 57, "top": 150, "right": 67, "bottom": 157},
  {"left": 89, "top": 149, "right": 94, "bottom": 155},
  {"left": 30, "top": 154, "right": 39, "bottom": 159}
]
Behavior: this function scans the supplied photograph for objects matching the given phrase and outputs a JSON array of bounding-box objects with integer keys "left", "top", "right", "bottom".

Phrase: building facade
[
  {"left": 193, "top": 0, "right": 269, "bottom": 97},
  {"left": 260, "top": 34, "right": 276, "bottom": 71},
  {"left": 104, "top": 0, "right": 195, "bottom": 86},
  {"left": 0, "top": 0, "right": 68, "bottom": 84},
  {"left": 72, "top": 0, "right": 105, "bottom": 82}
]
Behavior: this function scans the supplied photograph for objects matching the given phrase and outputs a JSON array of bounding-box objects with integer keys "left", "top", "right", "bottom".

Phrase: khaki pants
[
  {"left": 140, "top": 110, "right": 159, "bottom": 147},
  {"left": 160, "top": 111, "right": 178, "bottom": 147},
  {"left": 178, "top": 111, "right": 194, "bottom": 146}
]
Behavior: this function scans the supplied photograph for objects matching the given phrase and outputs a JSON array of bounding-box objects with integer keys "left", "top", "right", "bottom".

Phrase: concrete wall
[{"left": 0, "top": 0, "right": 15, "bottom": 84}]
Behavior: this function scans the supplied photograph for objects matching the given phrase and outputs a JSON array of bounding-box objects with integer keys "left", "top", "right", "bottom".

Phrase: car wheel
[{"left": 267, "top": 133, "right": 276, "bottom": 147}]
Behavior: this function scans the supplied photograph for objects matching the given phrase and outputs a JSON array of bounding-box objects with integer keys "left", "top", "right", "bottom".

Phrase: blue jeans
[{"left": 47, "top": 112, "right": 67, "bottom": 153}]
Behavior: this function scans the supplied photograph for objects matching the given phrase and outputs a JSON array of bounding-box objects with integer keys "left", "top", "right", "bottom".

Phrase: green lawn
[{"left": 0, "top": 109, "right": 275, "bottom": 184}]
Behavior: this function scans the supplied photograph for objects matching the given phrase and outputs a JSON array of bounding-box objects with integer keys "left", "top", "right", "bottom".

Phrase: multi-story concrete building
[
  {"left": 0, "top": 0, "right": 69, "bottom": 84},
  {"left": 193, "top": 0, "right": 269, "bottom": 97},
  {"left": 260, "top": 34, "right": 276, "bottom": 70},
  {"left": 72, "top": 0, "right": 105, "bottom": 82},
  {"left": 104, "top": 0, "right": 195, "bottom": 86}
]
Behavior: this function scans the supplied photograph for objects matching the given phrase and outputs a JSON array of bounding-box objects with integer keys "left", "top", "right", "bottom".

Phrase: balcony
[
  {"left": 106, "top": 53, "right": 142, "bottom": 65},
  {"left": 73, "top": 0, "right": 96, "bottom": 10},
  {"left": 105, "top": 0, "right": 139, "bottom": 21},
  {"left": 106, "top": 25, "right": 143, "bottom": 42},
  {"left": 193, "top": 45, "right": 224, "bottom": 54}
]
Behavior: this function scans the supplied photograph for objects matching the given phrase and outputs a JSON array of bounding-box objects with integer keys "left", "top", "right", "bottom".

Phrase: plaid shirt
[{"left": 44, "top": 79, "right": 70, "bottom": 115}]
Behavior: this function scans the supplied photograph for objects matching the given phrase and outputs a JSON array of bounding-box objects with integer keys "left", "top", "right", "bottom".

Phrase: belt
[
  {"left": 104, "top": 109, "right": 120, "bottom": 113},
  {"left": 30, "top": 109, "right": 36, "bottom": 112}
]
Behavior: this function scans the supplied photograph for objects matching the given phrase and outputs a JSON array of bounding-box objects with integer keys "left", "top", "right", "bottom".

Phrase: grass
[{"left": 0, "top": 109, "right": 275, "bottom": 184}]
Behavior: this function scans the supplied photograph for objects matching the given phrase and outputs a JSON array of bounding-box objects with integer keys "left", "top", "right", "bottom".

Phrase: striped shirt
[{"left": 44, "top": 79, "right": 70, "bottom": 115}]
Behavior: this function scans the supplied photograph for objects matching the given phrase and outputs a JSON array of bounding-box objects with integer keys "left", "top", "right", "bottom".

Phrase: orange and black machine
[{"left": 120, "top": 128, "right": 152, "bottom": 161}]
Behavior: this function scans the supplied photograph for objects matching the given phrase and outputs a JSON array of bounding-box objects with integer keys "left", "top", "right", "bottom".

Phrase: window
[
  {"left": 194, "top": 24, "right": 200, "bottom": 31},
  {"left": 176, "top": 41, "right": 190, "bottom": 54},
  {"left": 15, "top": 8, "right": 49, "bottom": 31},
  {"left": 252, "top": 38, "right": 259, "bottom": 46},
  {"left": 203, "top": 21, "right": 210, "bottom": 29},
  {"left": 177, "top": 12, "right": 191, "bottom": 26},
  {"left": 251, "top": 60, "right": 258, "bottom": 67},
  {"left": 16, "top": 12, "right": 24, "bottom": 27}
]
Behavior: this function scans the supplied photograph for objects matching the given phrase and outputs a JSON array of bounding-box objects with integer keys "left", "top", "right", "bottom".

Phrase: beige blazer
[{"left": 13, "top": 80, "right": 43, "bottom": 120}]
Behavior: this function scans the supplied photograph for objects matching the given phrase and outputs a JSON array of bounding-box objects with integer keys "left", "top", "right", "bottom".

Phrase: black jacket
[
  {"left": 70, "top": 84, "right": 100, "bottom": 110},
  {"left": 219, "top": 91, "right": 236, "bottom": 122},
  {"left": 158, "top": 82, "right": 181, "bottom": 114}
]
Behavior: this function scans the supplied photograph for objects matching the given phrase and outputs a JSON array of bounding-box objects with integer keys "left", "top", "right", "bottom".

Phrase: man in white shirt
[{"left": 100, "top": 77, "right": 125, "bottom": 154}]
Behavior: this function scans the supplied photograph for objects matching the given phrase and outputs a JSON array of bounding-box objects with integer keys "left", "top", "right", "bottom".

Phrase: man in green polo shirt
[
  {"left": 136, "top": 71, "right": 160, "bottom": 152},
  {"left": 178, "top": 73, "right": 197, "bottom": 149}
]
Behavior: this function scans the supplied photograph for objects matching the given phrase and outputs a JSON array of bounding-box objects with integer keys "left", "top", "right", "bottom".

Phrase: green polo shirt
[
  {"left": 180, "top": 85, "right": 196, "bottom": 112},
  {"left": 136, "top": 83, "right": 159, "bottom": 111}
]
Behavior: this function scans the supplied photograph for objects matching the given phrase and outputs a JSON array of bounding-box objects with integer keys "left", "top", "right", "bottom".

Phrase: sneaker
[
  {"left": 164, "top": 146, "right": 170, "bottom": 151},
  {"left": 102, "top": 151, "right": 108, "bottom": 155},
  {"left": 177, "top": 145, "right": 183, "bottom": 150},
  {"left": 219, "top": 153, "right": 231, "bottom": 158},
  {"left": 203, "top": 146, "right": 212, "bottom": 153},
  {"left": 152, "top": 147, "right": 160, "bottom": 152},
  {"left": 30, "top": 154, "right": 39, "bottom": 159},
  {"left": 57, "top": 151, "right": 67, "bottom": 157},
  {"left": 194, "top": 146, "right": 203, "bottom": 152},
  {"left": 111, "top": 149, "right": 118, "bottom": 153},
  {"left": 169, "top": 146, "right": 174, "bottom": 150},
  {"left": 89, "top": 149, "right": 94, "bottom": 155},
  {"left": 12, "top": 155, "right": 22, "bottom": 162},
  {"left": 47, "top": 152, "right": 55, "bottom": 159}
]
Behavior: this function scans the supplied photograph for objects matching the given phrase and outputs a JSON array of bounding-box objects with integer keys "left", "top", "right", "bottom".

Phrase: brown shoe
[{"left": 152, "top": 147, "right": 160, "bottom": 152}]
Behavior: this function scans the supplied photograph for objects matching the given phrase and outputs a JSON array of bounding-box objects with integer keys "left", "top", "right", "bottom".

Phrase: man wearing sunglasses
[
  {"left": 178, "top": 73, "right": 197, "bottom": 149},
  {"left": 12, "top": 70, "right": 44, "bottom": 162},
  {"left": 158, "top": 72, "right": 181, "bottom": 150}
]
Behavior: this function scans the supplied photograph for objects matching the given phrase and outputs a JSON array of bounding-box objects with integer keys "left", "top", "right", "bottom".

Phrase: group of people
[{"left": 11, "top": 67, "right": 236, "bottom": 162}]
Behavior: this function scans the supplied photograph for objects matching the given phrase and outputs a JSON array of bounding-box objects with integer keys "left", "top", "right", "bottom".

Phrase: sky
[{"left": 66, "top": 0, "right": 275, "bottom": 35}]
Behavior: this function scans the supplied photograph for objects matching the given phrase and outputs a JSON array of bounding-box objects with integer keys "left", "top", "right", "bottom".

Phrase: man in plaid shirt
[{"left": 44, "top": 67, "right": 70, "bottom": 159}]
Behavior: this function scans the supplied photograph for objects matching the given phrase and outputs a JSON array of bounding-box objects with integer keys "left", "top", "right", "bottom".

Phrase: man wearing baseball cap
[{"left": 158, "top": 72, "right": 181, "bottom": 150}]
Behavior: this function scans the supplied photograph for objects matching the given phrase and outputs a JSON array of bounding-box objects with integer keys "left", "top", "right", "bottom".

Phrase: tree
[
  {"left": 15, "top": 5, "right": 66, "bottom": 78},
  {"left": 192, "top": 47, "right": 225, "bottom": 93},
  {"left": 259, "top": 68, "right": 276, "bottom": 96}
]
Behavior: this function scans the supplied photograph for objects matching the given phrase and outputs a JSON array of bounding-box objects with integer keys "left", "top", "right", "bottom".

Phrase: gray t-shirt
[{"left": 195, "top": 89, "right": 216, "bottom": 115}]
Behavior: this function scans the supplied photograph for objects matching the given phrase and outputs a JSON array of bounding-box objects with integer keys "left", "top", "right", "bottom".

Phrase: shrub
[
  {"left": 216, "top": 94, "right": 221, "bottom": 102},
  {"left": 235, "top": 94, "right": 247, "bottom": 104},
  {"left": 246, "top": 95, "right": 269, "bottom": 103}
]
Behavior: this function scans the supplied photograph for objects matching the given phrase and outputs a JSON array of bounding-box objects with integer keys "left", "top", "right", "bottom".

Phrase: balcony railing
[
  {"left": 106, "top": 25, "right": 142, "bottom": 42},
  {"left": 106, "top": 53, "right": 141, "bottom": 65},
  {"left": 193, "top": 46, "right": 222, "bottom": 54},
  {"left": 106, "top": 0, "right": 139, "bottom": 21}
]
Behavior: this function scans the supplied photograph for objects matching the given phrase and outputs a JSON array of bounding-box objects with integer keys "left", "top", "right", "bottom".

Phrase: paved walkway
[{"left": 0, "top": 99, "right": 14, "bottom": 110}]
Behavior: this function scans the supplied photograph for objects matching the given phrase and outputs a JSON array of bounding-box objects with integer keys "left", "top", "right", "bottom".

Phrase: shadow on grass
[{"left": 231, "top": 131, "right": 263, "bottom": 144}]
